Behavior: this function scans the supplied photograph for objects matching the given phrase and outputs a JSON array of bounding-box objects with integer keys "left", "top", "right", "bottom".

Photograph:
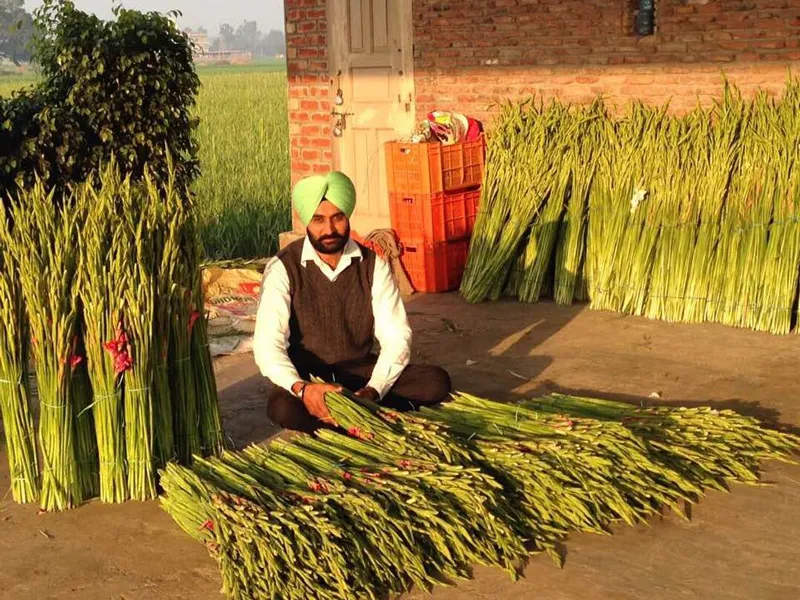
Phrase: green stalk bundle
[
  {"left": 70, "top": 330, "right": 99, "bottom": 499},
  {"left": 2, "top": 181, "right": 85, "bottom": 511},
  {"left": 0, "top": 210, "right": 38, "bottom": 504},
  {"left": 752, "top": 83, "right": 800, "bottom": 334},
  {"left": 461, "top": 100, "right": 564, "bottom": 303},
  {"left": 682, "top": 87, "right": 745, "bottom": 324},
  {"left": 529, "top": 394, "right": 799, "bottom": 489},
  {"left": 183, "top": 193, "right": 225, "bottom": 459},
  {"left": 120, "top": 182, "right": 158, "bottom": 501},
  {"left": 148, "top": 173, "right": 179, "bottom": 469},
  {"left": 161, "top": 391, "right": 798, "bottom": 600},
  {"left": 554, "top": 105, "right": 604, "bottom": 306},
  {"left": 645, "top": 115, "right": 702, "bottom": 322},
  {"left": 465, "top": 78, "right": 800, "bottom": 335},
  {"left": 170, "top": 207, "right": 202, "bottom": 464},
  {"left": 78, "top": 171, "right": 129, "bottom": 502},
  {"left": 191, "top": 288, "right": 225, "bottom": 459}
]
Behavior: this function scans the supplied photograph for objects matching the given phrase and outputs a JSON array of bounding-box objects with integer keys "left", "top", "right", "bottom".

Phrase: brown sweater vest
[{"left": 278, "top": 239, "right": 376, "bottom": 367}]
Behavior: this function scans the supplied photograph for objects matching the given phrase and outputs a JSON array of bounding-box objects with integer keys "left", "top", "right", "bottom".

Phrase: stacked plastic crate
[{"left": 384, "top": 138, "right": 486, "bottom": 292}]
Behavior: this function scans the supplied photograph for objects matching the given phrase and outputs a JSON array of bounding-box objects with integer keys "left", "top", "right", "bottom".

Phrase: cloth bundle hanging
[{"left": 362, "top": 229, "right": 415, "bottom": 296}]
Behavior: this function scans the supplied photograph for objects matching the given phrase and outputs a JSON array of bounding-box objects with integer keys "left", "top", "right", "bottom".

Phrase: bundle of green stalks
[
  {"left": 0, "top": 215, "right": 38, "bottom": 504},
  {"left": 1, "top": 180, "right": 89, "bottom": 511},
  {"left": 0, "top": 162, "right": 225, "bottom": 510},
  {"left": 79, "top": 168, "right": 131, "bottom": 503},
  {"left": 462, "top": 79, "right": 800, "bottom": 335},
  {"left": 160, "top": 391, "right": 798, "bottom": 600}
]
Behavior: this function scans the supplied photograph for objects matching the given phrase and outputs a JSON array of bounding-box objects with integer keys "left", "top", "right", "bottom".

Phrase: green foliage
[{"left": 0, "top": 0, "right": 200, "bottom": 200}]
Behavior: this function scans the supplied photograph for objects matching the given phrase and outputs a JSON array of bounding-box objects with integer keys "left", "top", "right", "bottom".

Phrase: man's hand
[
  {"left": 354, "top": 386, "right": 381, "bottom": 403},
  {"left": 295, "top": 382, "right": 342, "bottom": 423}
]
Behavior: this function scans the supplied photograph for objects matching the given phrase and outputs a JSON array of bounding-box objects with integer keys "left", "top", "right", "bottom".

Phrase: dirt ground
[{"left": 2, "top": 294, "right": 800, "bottom": 600}]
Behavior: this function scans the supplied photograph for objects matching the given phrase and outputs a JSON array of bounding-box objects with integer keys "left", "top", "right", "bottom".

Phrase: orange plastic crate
[
  {"left": 385, "top": 138, "right": 486, "bottom": 195},
  {"left": 400, "top": 238, "right": 470, "bottom": 293},
  {"left": 390, "top": 189, "right": 481, "bottom": 244}
]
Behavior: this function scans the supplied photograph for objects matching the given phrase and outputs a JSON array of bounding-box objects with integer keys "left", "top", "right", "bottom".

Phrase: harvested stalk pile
[
  {"left": 461, "top": 80, "right": 800, "bottom": 336},
  {"left": 0, "top": 165, "right": 223, "bottom": 510},
  {"left": 160, "top": 391, "right": 798, "bottom": 600}
]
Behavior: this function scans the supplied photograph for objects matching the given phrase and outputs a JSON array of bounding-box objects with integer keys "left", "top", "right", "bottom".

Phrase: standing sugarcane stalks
[
  {"left": 0, "top": 209, "right": 39, "bottom": 504},
  {"left": 161, "top": 390, "right": 798, "bottom": 600}
]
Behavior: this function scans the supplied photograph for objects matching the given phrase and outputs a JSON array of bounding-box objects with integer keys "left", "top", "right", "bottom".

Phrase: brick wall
[
  {"left": 285, "top": 0, "right": 335, "bottom": 232},
  {"left": 413, "top": 0, "right": 800, "bottom": 123}
]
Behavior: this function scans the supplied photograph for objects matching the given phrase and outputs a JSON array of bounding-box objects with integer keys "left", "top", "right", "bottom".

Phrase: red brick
[
  {"left": 752, "top": 39, "right": 786, "bottom": 49},
  {"left": 300, "top": 125, "right": 321, "bottom": 136}
]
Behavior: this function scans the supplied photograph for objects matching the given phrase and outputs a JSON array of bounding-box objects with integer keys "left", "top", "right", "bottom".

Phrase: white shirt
[{"left": 253, "top": 236, "right": 412, "bottom": 399}]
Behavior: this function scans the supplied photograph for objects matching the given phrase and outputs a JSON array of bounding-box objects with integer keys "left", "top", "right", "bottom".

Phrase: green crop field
[{"left": 0, "top": 63, "right": 291, "bottom": 260}]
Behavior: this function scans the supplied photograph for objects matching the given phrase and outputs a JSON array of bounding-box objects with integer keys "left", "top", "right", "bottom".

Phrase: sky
[{"left": 24, "top": 0, "right": 285, "bottom": 35}]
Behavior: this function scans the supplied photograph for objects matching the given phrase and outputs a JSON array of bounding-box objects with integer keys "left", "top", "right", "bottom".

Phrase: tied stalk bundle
[
  {"left": 170, "top": 262, "right": 202, "bottom": 465},
  {"left": 183, "top": 192, "right": 225, "bottom": 459},
  {"left": 0, "top": 211, "right": 38, "bottom": 504},
  {"left": 1, "top": 181, "right": 88, "bottom": 511},
  {"left": 78, "top": 169, "right": 130, "bottom": 503},
  {"left": 169, "top": 174, "right": 224, "bottom": 464},
  {"left": 0, "top": 160, "right": 227, "bottom": 510},
  {"left": 149, "top": 172, "right": 180, "bottom": 469},
  {"left": 463, "top": 78, "right": 800, "bottom": 336},
  {"left": 160, "top": 391, "right": 798, "bottom": 600},
  {"left": 119, "top": 180, "right": 158, "bottom": 501}
]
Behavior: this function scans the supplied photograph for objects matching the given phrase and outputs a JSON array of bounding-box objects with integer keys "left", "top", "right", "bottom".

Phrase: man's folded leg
[
  {"left": 267, "top": 387, "right": 327, "bottom": 434},
  {"left": 332, "top": 357, "right": 452, "bottom": 412},
  {"left": 381, "top": 364, "right": 452, "bottom": 411},
  {"left": 267, "top": 359, "right": 453, "bottom": 432}
]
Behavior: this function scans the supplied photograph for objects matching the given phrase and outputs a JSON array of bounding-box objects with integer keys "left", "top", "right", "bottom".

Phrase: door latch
[{"left": 331, "top": 109, "right": 354, "bottom": 137}]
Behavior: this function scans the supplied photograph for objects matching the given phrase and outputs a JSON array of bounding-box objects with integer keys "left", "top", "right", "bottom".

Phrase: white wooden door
[{"left": 329, "top": 0, "right": 415, "bottom": 234}]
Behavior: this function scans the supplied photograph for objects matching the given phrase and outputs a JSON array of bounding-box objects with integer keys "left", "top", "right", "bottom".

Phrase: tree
[
  {"left": 210, "top": 22, "right": 285, "bottom": 57},
  {"left": 235, "top": 20, "right": 259, "bottom": 54},
  {"left": 1, "top": 0, "right": 200, "bottom": 199},
  {"left": 212, "top": 22, "right": 235, "bottom": 52},
  {"left": 0, "top": 0, "right": 34, "bottom": 64},
  {"left": 263, "top": 30, "right": 285, "bottom": 56}
]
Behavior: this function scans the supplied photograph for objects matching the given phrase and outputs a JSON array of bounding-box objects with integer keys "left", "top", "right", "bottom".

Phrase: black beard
[{"left": 309, "top": 229, "right": 350, "bottom": 255}]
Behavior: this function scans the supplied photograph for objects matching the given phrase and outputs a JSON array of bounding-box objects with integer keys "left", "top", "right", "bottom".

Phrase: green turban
[{"left": 292, "top": 171, "right": 356, "bottom": 226}]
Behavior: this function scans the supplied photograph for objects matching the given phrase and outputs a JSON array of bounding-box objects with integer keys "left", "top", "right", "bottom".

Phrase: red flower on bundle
[
  {"left": 199, "top": 520, "right": 214, "bottom": 532},
  {"left": 342, "top": 471, "right": 353, "bottom": 480},
  {"left": 69, "top": 354, "right": 83, "bottom": 370},
  {"left": 307, "top": 479, "right": 329, "bottom": 493},
  {"left": 347, "top": 426, "right": 375, "bottom": 441},
  {"left": 104, "top": 323, "right": 133, "bottom": 376},
  {"left": 398, "top": 459, "right": 412, "bottom": 469},
  {"left": 188, "top": 310, "right": 201, "bottom": 335}
]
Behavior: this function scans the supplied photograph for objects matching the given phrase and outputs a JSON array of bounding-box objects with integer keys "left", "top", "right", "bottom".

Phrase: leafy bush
[{"left": 0, "top": 0, "right": 200, "bottom": 199}]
